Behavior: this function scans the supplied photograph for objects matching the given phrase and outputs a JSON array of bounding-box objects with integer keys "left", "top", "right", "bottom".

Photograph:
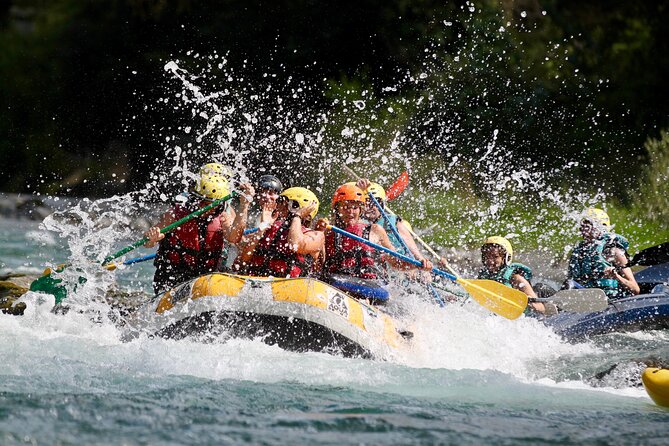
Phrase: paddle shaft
[
  {"left": 368, "top": 193, "right": 413, "bottom": 257},
  {"left": 328, "top": 225, "right": 457, "bottom": 281},
  {"left": 106, "top": 218, "right": 278, "bottom": 270},
  {"left": 341, "top": 165, "right": 527, "bottom": 316},
  {"left": 343, "top": 166, "right": 409, "bottom": 202},
  {"left": 123, "top": 253, "right": 156, "bottom": 265},
  {"left": 530, "top": 288, "right": 608, "bottom": 304},
  {"left": 367, "top": 193, "right": 445, "bottom": 306},
  {"left": 102, "top": 192, "right": 236, "bottom": 265},
  {"left": 344, "top": 165, "right": 441, "bottom": 262},
  {"left": 374, "top": 185, "right": 462, "bottom": 280}
]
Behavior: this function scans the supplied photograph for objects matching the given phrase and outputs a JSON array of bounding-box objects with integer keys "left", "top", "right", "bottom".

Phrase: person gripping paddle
[
  {"left": 567, "top": 208, "right": 640, "bottom": 299},
  {"left": 315, "top": 183, "right": 432, "bottom": 303},
  {"left": 477, "top": 236, "right": 544, "bottom": 314},
  {"left": 143, "top": 163, "right": 254, "bottom": 294}
]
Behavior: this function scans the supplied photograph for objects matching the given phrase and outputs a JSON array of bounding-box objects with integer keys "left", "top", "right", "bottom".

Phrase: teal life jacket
[
  {"left": 477, "top": 262, "right": 533, "bottom": 286},
  {"left": 374, "top": 214, "right": 409, "bottom": 256},
  {"left": 478, "top": 262, "right": 534, "bottom": 314},
  {"left": 568, "top": 233, "right": 630, "bottom": 299}
]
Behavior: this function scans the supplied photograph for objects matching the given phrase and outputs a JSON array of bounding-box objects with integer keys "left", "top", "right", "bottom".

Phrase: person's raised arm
[
  {"left": 608, "top": 248, "right": 640, "bottom": 295},
  {"left": 234, "top": 198, "right": 275, "bottom": 266},
  {"left": 510, "top": 273, "right": 537, "bottom": 298},
  {"left": 615, "top": 268, "right": 640, "bottom": 295},
  {"left": 225, "top": 183, "right": 255, "bottom": 244},
  {"left": 355, "top": 178, "right": 371, "bottom": 191},
  {"left": 286, "top": 204, "right": 324, "bottom": 255}
]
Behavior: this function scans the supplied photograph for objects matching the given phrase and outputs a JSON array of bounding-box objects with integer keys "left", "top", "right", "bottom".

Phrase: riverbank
[
  {"left": 0, "top": 193, "right": 77, "bottom": 221},
  {"left": 0, "top": 192, "right": 165, "bottom": 230}
]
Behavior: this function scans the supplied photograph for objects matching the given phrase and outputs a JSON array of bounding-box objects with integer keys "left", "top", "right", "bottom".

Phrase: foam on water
[
  {"left": 0, "top": 298, "right": 652, "bottom": 410},
  {"left": 0, "top": 274, "right": 621, "bottom": 400},
  {"left": 3, "top": 10, "right": 669, "bottom": 445}
]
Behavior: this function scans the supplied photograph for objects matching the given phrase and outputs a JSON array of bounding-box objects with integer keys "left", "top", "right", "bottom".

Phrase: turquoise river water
[{"left": 1, "top": 216, "right": 668, "bottom": 445}]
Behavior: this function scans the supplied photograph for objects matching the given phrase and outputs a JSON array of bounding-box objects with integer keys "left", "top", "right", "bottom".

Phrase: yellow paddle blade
[{"left": 457, "top": 278, "right": 528, "bottom": 320}]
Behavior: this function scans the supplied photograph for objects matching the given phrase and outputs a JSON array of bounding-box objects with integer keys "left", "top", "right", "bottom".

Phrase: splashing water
[
  {"left": 3, "top": 10, "right": 668, "bottom": 444},
  {"left": 7, "top": 15, "right": 656, "bottom": 385}
]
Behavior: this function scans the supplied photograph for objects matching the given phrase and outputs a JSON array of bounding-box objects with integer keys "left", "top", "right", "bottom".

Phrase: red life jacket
[
  {"left": 245, "top": 218, "right": 312, "bottom": 278},
  {"left": 154, "top": 203, "right": 228, "bottom": 290},
  {"left": 324, "top": 222, "right": 378, "bottom": 279}
]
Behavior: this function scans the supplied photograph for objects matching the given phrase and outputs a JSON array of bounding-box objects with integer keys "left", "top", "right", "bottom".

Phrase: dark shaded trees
[{"left": 1, "top": 0, "right": 667, "bottom": 196}]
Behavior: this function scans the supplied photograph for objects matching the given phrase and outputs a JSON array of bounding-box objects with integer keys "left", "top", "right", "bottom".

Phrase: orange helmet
[{"left": 332, "top": 183, "right": 365, "bottom": 206}]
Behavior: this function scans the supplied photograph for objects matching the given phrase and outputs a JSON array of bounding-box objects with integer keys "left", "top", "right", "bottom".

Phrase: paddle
[
  {"left": 531, "top": 289, "right": 609, "bottom": 313},
  {"left": 342, "top": 165, "right": 536, "bottom": 317},
  {"left": 386, "top": 171, "right": 409, "bottom": 201},
  {"left": 105, "top": 212, "right": 257, "bottom": 271},
  {"left": 30, "top": 192, "right": 236, "bottom": 303},
  {"left": 342, "top": 166, "right": 409, "bottom": 201},
  {"left": 365, "top": 191, "right": 445, "bottom": 306},
  {"left": 343, "top": 165, "right": 436, "bottom": 260},
  {"left": 101, "top": 192, "right": 235, "bottom": 265},
  {"left": 631, "top": 242, "right": 669, "bottom": 266},
  {"left": 343, "top": 165, "right": 467, "bottom": 306},
  {"left": 326, "top": 224, "right": 528, "bottom": 319},
  {"left": 104, "top": 253, "right": 157, "bottom": 271},
  {"left": 105, "top": 225, "right": 262, "bottom": 272}
]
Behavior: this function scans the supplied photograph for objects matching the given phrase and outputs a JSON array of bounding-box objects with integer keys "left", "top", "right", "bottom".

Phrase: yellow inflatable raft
[
  {"left": 642, "top": 368, "right": 669, "bottom": 408},
  {"left": 122, "top": 273, "right": 412, "bottom": 360}
]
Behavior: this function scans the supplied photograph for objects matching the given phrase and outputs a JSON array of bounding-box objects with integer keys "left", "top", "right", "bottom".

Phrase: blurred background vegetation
[{"left": 1, "top": 0, "right": 668, "bottom": 232}]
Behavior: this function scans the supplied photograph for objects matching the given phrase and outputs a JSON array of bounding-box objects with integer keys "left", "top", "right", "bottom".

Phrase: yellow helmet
[
  {"left": 483, "top": 236, "right": 513, "bottom": 264},
  {"left": 281, "top": 187, "right": 320, "bottom": 219},
  {"left": 367, "top": 182, "right": 387, "bottom": 202},
  {"left": 199, "top": 163, "right": 231, "bottom": 179},
  {"left": 582, "top": 208, "right": 610, "bottom": 229},
  {"left": 193, "top": 173, "right": 230, "bottom": 201}
]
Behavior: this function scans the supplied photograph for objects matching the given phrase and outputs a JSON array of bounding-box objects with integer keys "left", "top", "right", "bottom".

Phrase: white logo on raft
[{"left": 328, "top": 292, "right": 349, "bottom": 318}]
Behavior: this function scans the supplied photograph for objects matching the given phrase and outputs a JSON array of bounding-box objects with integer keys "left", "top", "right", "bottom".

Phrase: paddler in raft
[
  {"left": 246, "top": 174, "right": 284, "bottom": 229},
  {"left": 566, "top": 208, "right": 639, "bottom": 299},
  {"left": 222, "top": 174, "right": 284, "bottom": 269},
  {"left": 315, "top": 183, "right": 432, "bottom": 303},
  {"left": 356, "top": 179, "right": 427, "bottom": 262},
  {"left": 143, "top": 163, "right": 255, "bottom": 294},
  {"left": 355, "top": 178, "right": 435, "bottom": 286},
  {"left": 233, "top": 187, "right": 324, "bottom": 277},
  {"left": 477, "top": 236, "right": 545, "bottom": 314}
]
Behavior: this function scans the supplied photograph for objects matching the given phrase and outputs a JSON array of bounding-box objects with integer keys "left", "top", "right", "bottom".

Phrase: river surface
[{"left": 1, "top": 217, "right": 668, "bottom": 445}]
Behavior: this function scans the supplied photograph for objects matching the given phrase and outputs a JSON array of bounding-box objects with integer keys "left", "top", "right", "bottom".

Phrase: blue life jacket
[{"left": 568, "top": 233, "right": 630, "bottom": 299}]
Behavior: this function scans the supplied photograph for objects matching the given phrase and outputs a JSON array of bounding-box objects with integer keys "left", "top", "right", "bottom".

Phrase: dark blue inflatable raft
[{"left": 543, "top": 262, "right": 669, "bottom": 340}]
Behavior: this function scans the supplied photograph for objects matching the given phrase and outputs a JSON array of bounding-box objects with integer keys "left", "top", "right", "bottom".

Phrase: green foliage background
[{"left": 1, "top": 0, "right": 668, "bottom": 251}]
